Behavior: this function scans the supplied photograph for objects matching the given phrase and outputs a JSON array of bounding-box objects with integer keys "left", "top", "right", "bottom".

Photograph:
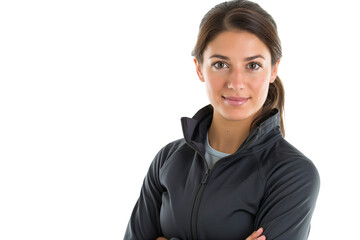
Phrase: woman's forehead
[{"left": 203, "top": 31, "right": 271, "bottom": 61}]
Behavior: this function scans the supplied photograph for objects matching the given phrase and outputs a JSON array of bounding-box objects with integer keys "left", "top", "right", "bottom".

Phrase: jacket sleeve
[
  {"left": 124, "top": 149, "right": 165, "bottom": 240},
  {"left": 254, "top": 158, "right": 320, "bottom": 240}
]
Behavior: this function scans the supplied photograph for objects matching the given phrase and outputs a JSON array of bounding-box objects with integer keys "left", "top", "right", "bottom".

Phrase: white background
[{"left": 1, "top": 0, "right": 359, "bottom": 239}]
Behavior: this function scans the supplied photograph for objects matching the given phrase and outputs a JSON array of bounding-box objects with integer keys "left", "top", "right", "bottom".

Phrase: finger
[
  {"left": 245, "top": 227, "right": 263, "bottom": 240},
  {"left": 155, "top": 237, "right": 168, "bottom": 240}
]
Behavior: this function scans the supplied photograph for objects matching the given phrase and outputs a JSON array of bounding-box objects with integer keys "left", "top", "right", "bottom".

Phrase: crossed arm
[
  {"left": 156, "top": 227, "right": 266, "bottom": 240},
  {"left": 125, "top": 148, "right": 320, "bottom": 240}
]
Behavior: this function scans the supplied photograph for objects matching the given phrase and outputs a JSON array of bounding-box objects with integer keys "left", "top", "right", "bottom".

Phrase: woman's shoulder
[
  {"left": 267, "top": 137, "right": 316, "bottom": 165},
  {"left": 159, "top": 138, "right": 187, "bottom": 155},
  {"left": 260, "top": 137, "right": 320, "bottom": 188},
  {"left": 152, "top": 138, "right": 190, "bottom": 166}
]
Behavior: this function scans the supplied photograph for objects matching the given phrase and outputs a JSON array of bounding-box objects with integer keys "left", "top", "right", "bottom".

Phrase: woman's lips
[{"left": 222, "top": 96, "right": 249, "bottom": 106}]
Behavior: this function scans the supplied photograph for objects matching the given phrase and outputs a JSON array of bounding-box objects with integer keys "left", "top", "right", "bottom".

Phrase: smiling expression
[{"left": 194, "top": 30, "right": 280, "bottom": 123}]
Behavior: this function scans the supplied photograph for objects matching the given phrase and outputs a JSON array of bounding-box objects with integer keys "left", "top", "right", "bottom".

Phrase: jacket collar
[{"left": 181, "top": 105, "right": 282, "bottom": 155}]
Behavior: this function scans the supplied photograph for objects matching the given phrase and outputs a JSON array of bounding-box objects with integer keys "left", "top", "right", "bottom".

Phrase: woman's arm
[
  {"left": 155, "top": 227, "right": 266, "bottom": 240},
  {"left": 254, "top": 157, "right": 320, "bottom": 239},
  {"left": 124, "top": 150, "right": 165, "bottom": 240}
]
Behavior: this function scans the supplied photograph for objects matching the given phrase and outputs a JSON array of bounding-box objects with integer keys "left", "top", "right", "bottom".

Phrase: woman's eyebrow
[
  {"left": 209, "top": 54, "right": 230, "bottom": 60},
  {"left": 209, "top": 54, "right": 265, "bottom": 61},
  {"left": 244, "top": 54, "right": 265, "bottom": 61}
]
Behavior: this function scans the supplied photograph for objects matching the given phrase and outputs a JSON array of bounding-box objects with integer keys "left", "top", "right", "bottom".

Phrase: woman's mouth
[{"left": 222, "top": 96, "right": 249, "bottom": 106}]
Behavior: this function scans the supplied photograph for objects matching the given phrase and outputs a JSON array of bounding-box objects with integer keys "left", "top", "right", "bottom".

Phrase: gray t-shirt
[{"left": 205, "top": 133, "right": 230, "bottom": 169}]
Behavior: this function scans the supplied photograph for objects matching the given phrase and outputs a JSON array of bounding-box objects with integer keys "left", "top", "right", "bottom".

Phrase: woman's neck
[{"left": 208, "top": 111, "right": 253, "bottom": 154}]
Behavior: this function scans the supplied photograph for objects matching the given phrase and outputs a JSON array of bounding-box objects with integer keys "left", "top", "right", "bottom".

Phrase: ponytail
[{"left": 251, "top": 76, "right": 285, "bottom": 136}]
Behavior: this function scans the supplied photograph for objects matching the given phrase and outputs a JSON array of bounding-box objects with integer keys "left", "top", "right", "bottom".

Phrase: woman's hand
[
  {"left": 245, "top": 227, "right": 266, "bottom": 240},
  {"left": 155, "top": 237, "right": 168, "bottom": 240}
]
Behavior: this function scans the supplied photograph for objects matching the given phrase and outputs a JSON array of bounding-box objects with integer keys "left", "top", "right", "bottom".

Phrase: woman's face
[{"left": 194, "top": 30, "right": 280, "bottom": 122}]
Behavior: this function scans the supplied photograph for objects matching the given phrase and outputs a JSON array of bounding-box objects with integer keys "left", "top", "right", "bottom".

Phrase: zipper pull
[{"left": 201, "top": 169, "right": 210, "bottom": 184}]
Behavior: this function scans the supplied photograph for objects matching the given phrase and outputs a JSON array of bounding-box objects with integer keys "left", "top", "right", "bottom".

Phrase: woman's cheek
[
  {"left": 247, "top": 77, "right": 260, "bottom": 91},
  {"left": 208, "top": 75, "right": 225, "bottom": 90},
  {"left": 248, "top": 77, "right": 268, "bottom": 102}
]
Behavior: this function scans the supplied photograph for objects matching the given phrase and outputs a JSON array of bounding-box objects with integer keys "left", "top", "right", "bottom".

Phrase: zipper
[
  {"left": 191, "top": 168, "right": 210, "bottom": 240},
  {"left": 185, "top": 130, "right": 258, "bottom": 239},
  {"left": 181, "top": 135, "right": 210, "bottom": 240}
]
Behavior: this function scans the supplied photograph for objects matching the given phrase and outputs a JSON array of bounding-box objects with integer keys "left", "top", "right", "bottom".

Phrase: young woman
[{"left": 124, "top": 1, "right": 320, "bottom": 239}]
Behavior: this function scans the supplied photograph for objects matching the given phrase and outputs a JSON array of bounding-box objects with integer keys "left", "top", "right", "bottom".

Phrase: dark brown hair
[{"left": 192, "top": 0, "right": 285, "bottom": 136}]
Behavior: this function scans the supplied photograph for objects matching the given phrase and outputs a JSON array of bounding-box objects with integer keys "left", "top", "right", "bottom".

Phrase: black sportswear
[{"left": 125, "top": 105, "right": 320, "bottom": 240}]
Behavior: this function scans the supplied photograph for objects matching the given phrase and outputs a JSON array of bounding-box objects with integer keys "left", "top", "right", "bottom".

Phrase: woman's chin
[{"left": 218, "top": 109, "right": 255, "bottom": 122}]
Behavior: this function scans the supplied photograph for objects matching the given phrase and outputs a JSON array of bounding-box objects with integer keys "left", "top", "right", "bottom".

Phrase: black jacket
[{"left": 125, "top": 105, "right": 320, "bottom": 240}]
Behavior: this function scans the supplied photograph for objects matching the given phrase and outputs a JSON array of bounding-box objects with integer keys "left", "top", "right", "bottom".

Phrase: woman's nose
[{"left": 227, "top": 69, "right": 245, "bottom": 91}]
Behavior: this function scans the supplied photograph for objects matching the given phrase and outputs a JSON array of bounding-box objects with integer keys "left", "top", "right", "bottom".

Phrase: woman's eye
[
  {"left": 213, "top": 61, "right": 228, "bottom": 69},
  {"left": 247, "top": 62, "right": 261, "bottom": 70}
]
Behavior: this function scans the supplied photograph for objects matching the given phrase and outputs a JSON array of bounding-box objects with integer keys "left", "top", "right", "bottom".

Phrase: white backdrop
[{"left": 1, "top": 0, "right": 359, "bottom": 239}]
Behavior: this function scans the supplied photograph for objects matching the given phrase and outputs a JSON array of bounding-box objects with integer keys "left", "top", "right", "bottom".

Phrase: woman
[{"left": 125, "top": 0, "right": 320, "bottom": 239}]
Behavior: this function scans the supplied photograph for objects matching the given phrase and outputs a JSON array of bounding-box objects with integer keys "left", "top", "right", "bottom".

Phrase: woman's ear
[
  {"left": 270, "top": 59, "right": 281, "bottom": 83},
  {"left": 194, "top": 58, "right": 205, "bottom": 82}
]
